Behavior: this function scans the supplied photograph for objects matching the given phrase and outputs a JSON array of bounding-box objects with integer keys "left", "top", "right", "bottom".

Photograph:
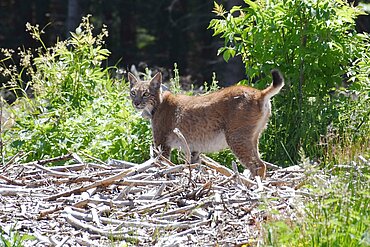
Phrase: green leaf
[
  {"left": 20, "top": 234, "right": 37, "bottom": 242},
  {"left": 230, "top": 6, "right": 242, "bottom": 14},
  {"left": 222, "top": 47, "right": 236, "bottom": 62},
  {"left": 212, "top": 1, "right": 226, "bottom": 16},
  {"left": 244, "top": 0, "right": 259, "bottom": 10},
  {"left": 223, "top": 49, "right": 230, "bottom": 62}
]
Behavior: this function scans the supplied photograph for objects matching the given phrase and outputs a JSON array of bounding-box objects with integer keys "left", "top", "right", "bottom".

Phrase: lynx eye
[
  {"left": 143, "top": 92, "right": 150, "bottom": 98},
  {"left": 130, "top": 90, "right": 136, "bottom": 96}
]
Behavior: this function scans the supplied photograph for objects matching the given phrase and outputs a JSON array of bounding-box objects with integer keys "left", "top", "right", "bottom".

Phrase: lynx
[{"left": 128, "top": 70, "right": 284, "bottom": 178}]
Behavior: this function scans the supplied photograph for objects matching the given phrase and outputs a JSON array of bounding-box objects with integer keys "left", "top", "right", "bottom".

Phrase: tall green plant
[
  {"left": 209, "top": 0, "right": 370, "bottom": 165},
  {"left": 30, "top": 15, "right": 110, "bottom": 109},
  {"left": 1, "top": 16, "right": 152, "bottom": 163}
]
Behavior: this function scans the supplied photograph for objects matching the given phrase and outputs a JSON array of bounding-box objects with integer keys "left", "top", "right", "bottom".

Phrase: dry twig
[{"left": 0, "top": 153, "right": 311, "bottom": 246}]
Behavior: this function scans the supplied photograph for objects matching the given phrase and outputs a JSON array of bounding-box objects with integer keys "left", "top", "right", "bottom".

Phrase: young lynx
[{"left": 128, "top": 70, "right": 284, "bottom": 178}]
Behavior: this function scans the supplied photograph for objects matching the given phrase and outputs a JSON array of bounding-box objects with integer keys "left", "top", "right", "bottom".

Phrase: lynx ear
[
  {"left": 128, "top": 72, "right": 139, "bottom": 88},
  {"left": 150, "top": 72, "right": 162, "bottom": 90}
]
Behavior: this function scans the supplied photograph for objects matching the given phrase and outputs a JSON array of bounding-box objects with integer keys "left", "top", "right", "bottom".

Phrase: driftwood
[{"left": 0, "top": 152, "right": 325, "bottom": 246}]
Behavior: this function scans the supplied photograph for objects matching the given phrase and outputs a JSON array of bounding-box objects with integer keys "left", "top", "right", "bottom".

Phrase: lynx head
[{"left": 128, "top": 72, "right": 162, "bottom": 118}]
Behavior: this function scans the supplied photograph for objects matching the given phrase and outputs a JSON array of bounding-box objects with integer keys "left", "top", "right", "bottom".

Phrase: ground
[{"left": 0, "top": 153, "right": 310, "bottom": 246}]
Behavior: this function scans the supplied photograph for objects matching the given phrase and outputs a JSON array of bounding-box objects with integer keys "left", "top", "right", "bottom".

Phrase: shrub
[
  {"left": 1, "top": 16, "right": 152, "bottom": 163},
  {"left": 209, "top": 0, "right": 370, "bottom": 166}
]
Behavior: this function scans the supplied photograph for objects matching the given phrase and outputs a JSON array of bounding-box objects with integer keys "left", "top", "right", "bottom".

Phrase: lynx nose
[{"left": 133, "top": 101, "right": 142, "bottom": 109}]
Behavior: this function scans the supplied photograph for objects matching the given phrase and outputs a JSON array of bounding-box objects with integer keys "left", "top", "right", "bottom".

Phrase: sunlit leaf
[{"left": 212, "top": 1, "right": 226, "bottom": 16}]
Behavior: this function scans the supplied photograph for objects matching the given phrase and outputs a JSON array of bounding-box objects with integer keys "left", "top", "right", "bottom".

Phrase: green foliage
[
  {"left": 29, "top": 16, "right": 110, "bottom": 110},
  {"left": 0, "top": 226, "right": 35, "bottom": 247},
  {"left": 202, "top": 72, "right": 220, "bottom": 93},
  {"left": 264, "top": 163, "right": 370, "bottom": 246},
  {"left": 1, "top": 16, "right": 152, "bottom": 163},
  {"left": 209, "top": 0, "right": 370, "bottom": 166}
]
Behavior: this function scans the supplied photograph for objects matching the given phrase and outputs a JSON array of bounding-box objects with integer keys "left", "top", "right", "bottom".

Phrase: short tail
[{"left": 261, "top": 69, "right": 284, "bottom": 99}]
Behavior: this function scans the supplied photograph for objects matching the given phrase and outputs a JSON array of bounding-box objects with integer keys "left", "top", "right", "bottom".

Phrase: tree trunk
[{"left": 67, "top": 0, "right": 82, "bottom": 35}]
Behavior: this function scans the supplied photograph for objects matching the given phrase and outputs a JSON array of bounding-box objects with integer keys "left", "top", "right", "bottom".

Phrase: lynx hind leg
[
  {"left": 226, "top": 134, "right": 266, "bottom": 179},
  {"left": 243, "top": 155, "right": 266, "bottom": 179},
  {"left": 190, "top": 151, "right": 200, "bottom": 164}
]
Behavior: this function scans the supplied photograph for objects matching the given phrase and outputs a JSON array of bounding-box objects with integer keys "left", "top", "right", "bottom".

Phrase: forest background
[{"left": 0, "top": 0, "right": 256, "bottom": 88}]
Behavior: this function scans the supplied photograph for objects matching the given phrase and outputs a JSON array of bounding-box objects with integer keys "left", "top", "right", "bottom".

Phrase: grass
[
  {"left": 259, "top": 83, "right": 369, "bottom": 246},
  {"left": 263, "top": 148, "right": 370, "bottom": 246},
  {"left": 262, "top": 90, "right": 369, "bottom": 246},
  {"left": 0, "top": 226, "right": 35, "bottom": 247}
]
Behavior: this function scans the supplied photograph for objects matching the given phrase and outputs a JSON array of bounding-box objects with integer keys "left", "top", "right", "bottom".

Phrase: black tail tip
[{"left": 271, "top": 69, "right": 284, "bottom": 87}]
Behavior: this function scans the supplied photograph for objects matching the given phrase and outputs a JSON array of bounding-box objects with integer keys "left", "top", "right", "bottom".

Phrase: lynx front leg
[
  {"left": 162, "top": 146, "right": 171, "bottom": 160},
  {"left": 153, "top": 132, "right": 171, "bottom": 161},
  {"left": 155, "top": 144, "right": 171, "bottom": 161}
]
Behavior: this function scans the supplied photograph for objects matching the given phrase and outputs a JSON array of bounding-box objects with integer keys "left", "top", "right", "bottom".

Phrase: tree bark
[{"left": 67, "top": 0, "right": 82, "bottom": 35}]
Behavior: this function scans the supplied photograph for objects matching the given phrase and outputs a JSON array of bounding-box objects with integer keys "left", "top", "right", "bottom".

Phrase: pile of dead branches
[{"left": 0, "top": 153, "right": 310, "bottom": 246}]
